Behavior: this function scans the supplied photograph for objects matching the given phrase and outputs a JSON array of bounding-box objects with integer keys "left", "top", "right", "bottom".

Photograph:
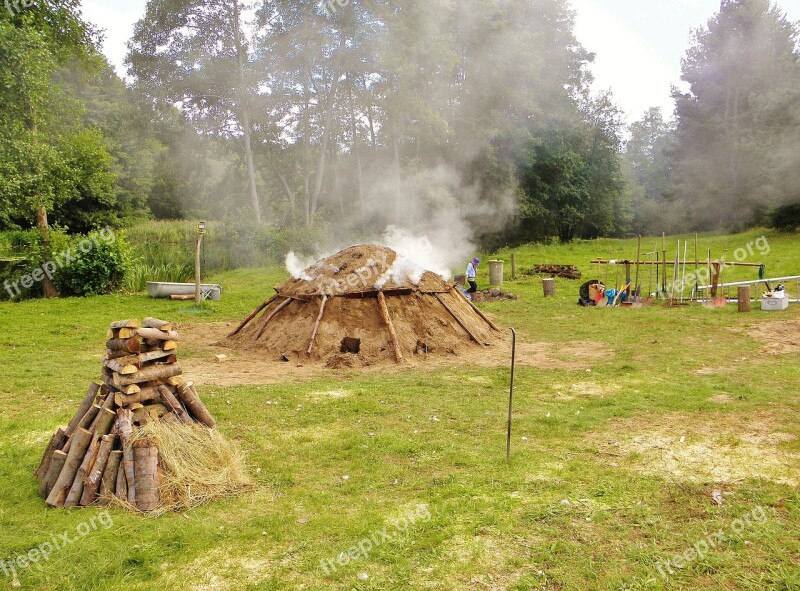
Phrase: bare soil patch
[
  {"left": 596, "top": 412, "right": 799, "bottom": 486},
  {"left": 748, "top": 319, "right": 800, "bottom": 355},
  {"left": 180, "top": 322, "right": 608, "bottom": 387}
]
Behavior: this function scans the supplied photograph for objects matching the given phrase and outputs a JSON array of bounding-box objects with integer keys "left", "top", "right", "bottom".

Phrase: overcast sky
[{"left": 82, "top": 0, "right": 800, "bottom": 124}]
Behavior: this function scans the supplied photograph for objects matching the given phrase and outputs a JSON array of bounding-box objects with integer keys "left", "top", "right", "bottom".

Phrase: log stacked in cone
[{"left": 35, "top": 318, "right": 216, "bottom": 512}]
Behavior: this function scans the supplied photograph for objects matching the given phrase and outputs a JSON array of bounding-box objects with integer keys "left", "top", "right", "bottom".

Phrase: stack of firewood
[
  {"left": 35, "top": 318, "right": 217, "bottom": 513},
  {"left": 527, "top": 264, "right": 582, "bottom": 280}
]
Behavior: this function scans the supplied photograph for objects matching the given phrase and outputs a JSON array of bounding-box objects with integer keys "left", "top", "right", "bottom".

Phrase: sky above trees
[{"left": 83, "top": 0, "right": 800, "bottom": 123}]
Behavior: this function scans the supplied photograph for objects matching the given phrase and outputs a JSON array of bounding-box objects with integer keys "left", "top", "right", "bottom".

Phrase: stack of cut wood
[
  {"left": 35, "top": 318, "right": 217, "bottom": 513},
  {"left": 527, "top": 264, "right": 582, "bottom": 280}
]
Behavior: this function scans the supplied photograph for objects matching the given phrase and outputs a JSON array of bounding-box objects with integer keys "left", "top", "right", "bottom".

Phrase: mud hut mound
[{"left": 226, "top": 245, "right": 500, "bottom": 365}]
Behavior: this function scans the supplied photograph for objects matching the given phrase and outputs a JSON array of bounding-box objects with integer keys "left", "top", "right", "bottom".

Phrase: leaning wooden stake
[
  {"left": 98, "top": 450, "right": 123, "bottom": 506},
  {"left": 39, "top": 451, "right": 67, "bottom": 499},
  {"left": 306, "top": 295, "right": 328, "bottom": 355},
  {"left": 46, "top": 428, "right": 91, "bottom": 507},
  {"left": 80, "top": 435, "right": 115, "bottom": 506},
  {"left": 451, "top": 288, "right": 500, "bottom": 331},
  {"left": 435, "top": 293, "right": 484, "bottom": 346},
  {"left": 254, "top": 297, "right": 293, "bottom": 341},
  {"left": 228, "top": 296, "right": 276, "bottom": 337},
  {"left": 65, "top": 383, "right": 101, "bottom": 436},
  {"left": 36, "top": 428, "right": 67, "bottom": 480},
  {"left": 177, "top": 382, "right": 216, "bottom": 428},
  {"left": 377, "top": 291, "right": 405, "bottom": 364},
  {"left": 117, "top": 409, "right": 137, "bottom": 505}
]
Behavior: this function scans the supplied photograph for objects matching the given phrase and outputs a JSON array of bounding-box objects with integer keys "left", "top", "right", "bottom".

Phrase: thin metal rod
[{"left": 506, "top": 328, "right": 517, "bottom": 462}]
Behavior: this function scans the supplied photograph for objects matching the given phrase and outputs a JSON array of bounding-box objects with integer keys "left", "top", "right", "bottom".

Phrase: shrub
[
  {"left": 769, "top": 202, "right": 800, "bottom": 232},
  {"left": 53, "top": 229, "right": 132, "bottom": 296}
]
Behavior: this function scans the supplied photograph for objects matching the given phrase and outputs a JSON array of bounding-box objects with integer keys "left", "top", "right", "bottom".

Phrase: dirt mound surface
[
  {"left": 225, "top": 245, "right": 498, "bottom": 366},
  {"left": 472, "top": 288, "right": 518, "bottom": 303},
  {"left": 279, "top": 244, "right": 452, "bottom": 298}
]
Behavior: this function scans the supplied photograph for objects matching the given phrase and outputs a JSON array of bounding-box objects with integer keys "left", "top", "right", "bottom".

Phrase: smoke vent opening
[{"left": 340, "top": 337, "right": 361, "bottom": 354}]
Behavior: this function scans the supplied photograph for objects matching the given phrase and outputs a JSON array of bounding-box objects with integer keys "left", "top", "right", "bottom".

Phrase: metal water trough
[{"left": 147, "top": 282, "right": 222, "bottom": 301}]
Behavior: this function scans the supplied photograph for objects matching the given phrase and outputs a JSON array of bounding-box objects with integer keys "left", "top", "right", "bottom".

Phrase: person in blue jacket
[{"left": 466, "top": 258, "right": 480, "bottom": 294}]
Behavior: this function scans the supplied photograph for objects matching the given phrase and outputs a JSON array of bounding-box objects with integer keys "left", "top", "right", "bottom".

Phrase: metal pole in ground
[
  {"left": 194, "top": 221, "right": 206, "bottom": 307},
  {"left": 506, "top": 328, "right": 517, "bottom": 462}
]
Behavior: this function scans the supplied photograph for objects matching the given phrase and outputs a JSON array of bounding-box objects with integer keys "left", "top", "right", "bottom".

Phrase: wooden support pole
[
  {"left": 65, "top": 382, "right": 102, "bottom": 436},
  {"left": 39, "top": 451, "right": 67, "bottom": 499},
  {"left": 254, "top": 298, "right": 293, "bottom": 341},
  {"left": 377, "top": 291, "right": 405, "bottom": 364},
  {"left": 117, "top": 409, "right": 136, "bottom": 505},
  {"left": 36, "top": 427, "right": 67, "bottom": 480},
  {"left": 452, "top": 288, "right": 500, "bottom": 332},
  {"left": 64, "top": 435, "right": 101, "bottom": 508},
  {"left": 177, "top": 382, "right": 217, "bottom": 428},
  {"left": 228, "top": 297, "right": 276, "bottom": 337},
  {"left": 98, "top": 450, "right": 123, "bottom": 506},
  {"left": 307, "top": 295, "right": 328, "bottom": 356},
  {"left": 80, "top": 435, "right": 115, "bottom": 506},
  {"left": 436, "top": 293, "right": 484, "bottom": 346},
  {"left": 157, "top": 385, "right": 192, "bottom": 424},
  {"left": 133, "top": 439, "right": 161, "bottom": 512},
  {"left": 511, "top": 253, "right": 517, "bottom": 280}
]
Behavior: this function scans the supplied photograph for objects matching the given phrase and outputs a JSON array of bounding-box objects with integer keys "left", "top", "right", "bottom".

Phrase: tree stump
[
  {"left": 738, "top": 286, "right": 751, "bottom": 312},
  {"left": 543, "top": 278, "right": 556, "bottom": 297}
]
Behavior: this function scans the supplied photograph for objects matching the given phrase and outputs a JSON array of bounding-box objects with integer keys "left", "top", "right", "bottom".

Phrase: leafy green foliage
[
  {"left": 52, "top": 229, "right": 132, "bottom": 296},
  {"left": 769, "top": 202, "right": 800, "bottom": 232}
]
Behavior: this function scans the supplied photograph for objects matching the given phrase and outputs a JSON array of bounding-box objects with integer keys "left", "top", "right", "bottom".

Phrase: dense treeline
[
  {"left": 1, "top": 0, "right": 799, "bottom": 272},
  {"left": 625, "top": 0, "right": 800, "bottom": 235}
]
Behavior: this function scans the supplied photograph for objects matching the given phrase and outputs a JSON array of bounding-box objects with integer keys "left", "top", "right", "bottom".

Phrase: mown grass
[{"left": 0, "top": 229, "right": 798, "bottom": 590}]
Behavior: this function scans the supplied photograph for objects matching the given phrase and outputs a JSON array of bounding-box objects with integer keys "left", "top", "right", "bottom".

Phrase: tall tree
[
  {"left": 127, "top": 0, "right": 264, "bottom": 222},
  {"left": 672, "top": 0, "right": 800, "bottom": 229}
]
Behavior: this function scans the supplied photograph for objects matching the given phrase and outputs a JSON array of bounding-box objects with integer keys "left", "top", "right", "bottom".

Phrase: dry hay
[
  {"left": 119, "top": 422, "right": 252, "bottom": 515},
  {"left": 596, "top": 412, "right": 799, "bottom": 486}
]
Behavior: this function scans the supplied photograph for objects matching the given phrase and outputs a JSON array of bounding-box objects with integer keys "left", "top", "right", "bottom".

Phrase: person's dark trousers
[{"left": 468, "top": 280, "right": 478, "bottom": 294}]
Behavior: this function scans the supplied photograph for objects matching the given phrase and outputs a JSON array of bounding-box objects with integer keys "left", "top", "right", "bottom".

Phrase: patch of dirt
[
  {"left": 161, "top": 545, "right": 276, "bottom": 591},
  {"left": 694, "top": 366, "right": 734, "bottom": 376},
  {"left": 749, "top": 319, "right": 800, "bottom": 354},
  {"left": 596, "top": 412, "right": 799, "bottom": 486},
  {"left": 709, "top": 393, "right": 735, "bottom": 404},
  {"left": 181, "top": 322, "right": 609, "bottom": 387},
  {"left": 471, "top": 288, "right": 518, "bottom": 303}
]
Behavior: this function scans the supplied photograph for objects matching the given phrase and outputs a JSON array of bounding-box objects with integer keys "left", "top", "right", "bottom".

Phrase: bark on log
[
  {"left": 36, "top": 427, "right": 67, "bottom": 480},
  {"left": 178, "top": 382, "right": 216, "bottom": 428},
  {"left": 65, "top": 382, "right": 101, "bottom": 436},
  {"left": 738, "top": 286, "right": 751, "bottom": 312},
  {"left": 307, "top": 295, "right": 328, "bottom": 355},
  {"left": 254, "top": 298, "right": 293, "bottom": 340},
  {"left": 113, "top": 364, "right": 182, "bottom": 387},
  {"left": 136, "top": 327, "right": 179, "bottom": 341},
  {"left": 39, "top": 450, "right": 67, "bottom": 499},
  {"left": 451, "top": 288, "right": 500, "bottom": 332},
  {"left": 115, "top": 460, "right": 127, "bottom": 503},
  {"left": 435, "top": 293, "right": 484, "bottom": 345},
  {"left": 114, "top": 387, "right": 160, "bottom": 407},
  {"left": 98, "top": 450, "right": 122, "bottom": 506},
  {"left": 110, "top": 327, "right": 137, "bottom": 340},
  {"left": 133, "top": 439, "right": 161, "bottom": 512},
  {"left": 228, "top": 297, "right": 275, "bottom": 337},
  {"left": 100, "top": 373, "right": 141, "bottom": 395},
  {"left": 104, "top": 358, "right": 138, "bottom": 375},
  {"left": 117, "top": 409, "right": 136, "bottom": 505},
  {"left": 106, "top": 338, "right": 141, "bottom": 353},
  {"left": 47, "top": 427, "right": 92, "bottom": 507},
  {"left": 143, "top": 318, "right": 174, "bottom": 331},
  {"left": 377, "top": 292, "right": 405, "bottom": 364},
  {"left": 80, "top": 435, "right": 114, "bottom": 506},
  {"left": 110, "top": 319, "right": 142, "bottom": 329},
  {"left": 157, "top": 385, "right": 192, "bottom": 423},
  {"left": 64, "top": 434, "right": 102, "bottom": 508},
  {"left": 77, "top": 404, "right": 102, "bottom": 431},
  {"left": 132, "top": 404, "right": 169, "bottom": 425},
  {"left": 91, "top": 408, "right": 117, "bottom": 437}
]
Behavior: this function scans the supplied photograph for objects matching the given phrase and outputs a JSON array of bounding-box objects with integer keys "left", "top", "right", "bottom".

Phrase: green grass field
[{"left": 1, "top": 229, "right": 799, "bottom": 590}]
